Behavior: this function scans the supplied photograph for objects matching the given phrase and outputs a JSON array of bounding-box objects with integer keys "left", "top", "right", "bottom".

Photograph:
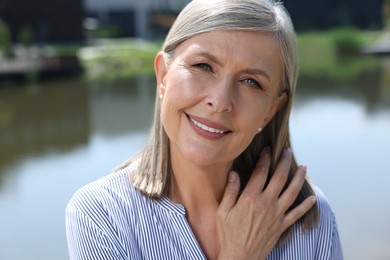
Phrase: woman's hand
[{"left": 216, "top": 147, "right": 316, "bottom": 260}]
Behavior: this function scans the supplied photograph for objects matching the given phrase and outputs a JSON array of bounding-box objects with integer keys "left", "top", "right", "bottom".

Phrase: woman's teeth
[{"left": 190, "top": 117, "right": 226, "bottom": 134}]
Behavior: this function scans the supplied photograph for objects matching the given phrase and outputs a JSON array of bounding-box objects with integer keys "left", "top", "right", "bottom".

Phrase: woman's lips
[{"left": 186, "top": 114, "right": 231, "bottom": 140}]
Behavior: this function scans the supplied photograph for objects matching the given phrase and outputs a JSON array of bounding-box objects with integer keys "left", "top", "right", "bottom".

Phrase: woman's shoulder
[
  {"left": 312, "top": 185, "right": 337, "bottom": 224},
  {"left": 296, "top": 185, "right": 343, "bottom": 257},
  {"left": 66, "top": 162, "right": 140, "bottom": 218}
]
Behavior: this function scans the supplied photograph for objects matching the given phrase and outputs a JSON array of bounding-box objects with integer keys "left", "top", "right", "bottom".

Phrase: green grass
[
  {"left": 51, "top": 45, "right": 81, "bottom": 56},
  {"left": 79, "top": 39, "right": 161, "bottom": 81},
  {"left": 297, "top": 29, "right": 381, "bottom": 80}
]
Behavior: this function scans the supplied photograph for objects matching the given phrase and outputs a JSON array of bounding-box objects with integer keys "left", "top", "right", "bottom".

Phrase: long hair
[{"left": 118, "top": 0, "right": 318, "bottom": 240}]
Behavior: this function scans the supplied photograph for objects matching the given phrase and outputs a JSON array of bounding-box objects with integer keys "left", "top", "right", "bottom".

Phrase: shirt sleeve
[
  {"left": 65, "top": 202, "right": 124, "bottom": 260},
  {"left": 315, "top": 188, "right": 344, "bottom": 260},
  {"left": 329, "top": 215, "right": 343, "bottom": 260}
]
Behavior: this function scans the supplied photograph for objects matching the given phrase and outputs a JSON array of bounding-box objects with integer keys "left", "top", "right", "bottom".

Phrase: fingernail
[
  {"left": 229, "top": 171, "right": 237, "bottom": 183},
  {"left": 301, "top": 164, "right": 307, "bottom": 172}
]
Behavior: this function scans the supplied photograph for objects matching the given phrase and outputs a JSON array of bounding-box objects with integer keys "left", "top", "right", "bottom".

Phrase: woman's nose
[{"left": 205, "top": 80, "right": 233, "bottom": 113}]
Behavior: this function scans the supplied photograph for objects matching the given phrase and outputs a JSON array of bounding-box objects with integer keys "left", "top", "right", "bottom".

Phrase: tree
[
  {"left": 383, "top": 0, "right": 390, "bottom": 29},
  {"left": 0, "top": 20, "right": 11, "bottom": 57}
]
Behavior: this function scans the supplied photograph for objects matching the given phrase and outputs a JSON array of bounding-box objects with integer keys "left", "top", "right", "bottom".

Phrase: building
[
  {"left": 284, "top": 0, "right": 384, "bottom": 31},
  {"left": 1, "top": 0, "right": 383, "bottom": 44},
  {"left": 85, "top": 0, "right": 385, "bottom": 39},
  {"left": 0, "top": 0, "right": 84, "bottom": 44},
  {"left": 83, "top": 0, "right": 190, "bottom": 39}
]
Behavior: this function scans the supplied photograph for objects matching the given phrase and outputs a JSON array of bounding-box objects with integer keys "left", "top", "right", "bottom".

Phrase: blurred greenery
[
  {"left": 384, "top": 0, "right": 390, "bottom": 29},
  {"left": 32, "top": 28, "right": 381, "bottom": 82},
  {"left": 297, "top": 29, "right": 380, "bottom": 80},
  {"left": 95, "top": 26, "right": 127, "bottom": 38},
  {"left": 80, "top": 39, "right": 161, "bottom": 82},
  {"left": 18, "top": 26, "right": 34, "bottom": 46},
  {"left": 51, "top": 45, "right": 83, "bottom": 56},
  {"left": 0, "top": 20, "right": 11, "bottom": 56}
]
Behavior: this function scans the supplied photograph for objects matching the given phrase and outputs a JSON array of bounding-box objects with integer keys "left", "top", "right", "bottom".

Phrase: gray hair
[{"left": 163, "top": 0, "right": 298, "bottom": 94}]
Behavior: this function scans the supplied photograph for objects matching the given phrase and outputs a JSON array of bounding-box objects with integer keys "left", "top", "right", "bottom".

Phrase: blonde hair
[{"left": 118, "top": 0, "right": 318, "bottom": 239}]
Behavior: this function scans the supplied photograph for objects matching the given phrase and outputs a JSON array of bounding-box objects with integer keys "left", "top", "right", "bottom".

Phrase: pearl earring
[
  {"left": 257, "top": 127, "right": 262, "bottom": 133},
  {"left": 159, "top": 83, "right": 164, "bottom": 99}
]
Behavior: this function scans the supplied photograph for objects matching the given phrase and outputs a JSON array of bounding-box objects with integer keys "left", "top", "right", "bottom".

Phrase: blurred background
[{"left": 0, "top": 0, "right": 389, "bottom": 259}]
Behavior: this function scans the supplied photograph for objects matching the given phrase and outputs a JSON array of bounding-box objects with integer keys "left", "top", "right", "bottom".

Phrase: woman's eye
[
  {"left": 242, "top": 78, "right": 263, "bottom": 89},
  {"left": 194, "top": 63, "right": 213, "bottom": 72}
]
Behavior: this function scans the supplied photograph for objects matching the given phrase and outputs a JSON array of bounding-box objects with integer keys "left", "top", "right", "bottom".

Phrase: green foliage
[
  {"left": 297, "top": 29, "right": 380, "bottom": 80},
  {"left": 383, "top": 0, "right": 390, "bottom": 29},
  {"left": 332, "top": 28, "right": 363, "bottom": 56},
  {"left": 95, "top": 26, "right": 126, "bottom": 38},
  {"left": 0, "top": 20, "right": 11, "bottom": 56},
  {"left": 18, "top": 26, "right": 34, "bottom": 46},
  {"left": 80, "top": 39, "right": 161, "bottom": 81},
  {"left": 68, "top": 29, "right": 382, "bottom": 83}
]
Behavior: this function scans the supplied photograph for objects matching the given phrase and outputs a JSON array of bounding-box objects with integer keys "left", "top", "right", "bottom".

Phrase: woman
[{"left": 66, "top": 0, "right": 343, "bottom": 259}]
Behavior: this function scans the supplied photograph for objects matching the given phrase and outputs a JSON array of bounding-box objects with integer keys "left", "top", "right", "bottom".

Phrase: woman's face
[{"left": 155, "top": 30, "right": 287, "bottom": 166}]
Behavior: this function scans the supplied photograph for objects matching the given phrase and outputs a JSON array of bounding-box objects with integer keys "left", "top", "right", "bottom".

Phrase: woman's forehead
[{"left": 173, "top": 31, "right": 282, "bottom": 80}]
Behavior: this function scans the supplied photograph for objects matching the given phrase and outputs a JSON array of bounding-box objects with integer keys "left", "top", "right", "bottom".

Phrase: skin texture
[{"left": 154, "top": 31, "right": 316, "bottom": 259}]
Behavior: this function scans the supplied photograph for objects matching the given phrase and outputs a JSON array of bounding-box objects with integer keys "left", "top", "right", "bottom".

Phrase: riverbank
[
  {"left": 0, "top": 29, "right": 383, "bottom": 84},
  {"left": 298, "top": 29, "right": 381, "bottom": 80},
  {"left": 79, "top": 38, "right": 160, "bottom": 82},
  {"left": 79, "top": 29, "right": 382, "bottom": 82}
]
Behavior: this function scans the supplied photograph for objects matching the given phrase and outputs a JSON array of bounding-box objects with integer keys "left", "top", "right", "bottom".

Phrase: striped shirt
[{"left": 65, "top": 164, "right": 343, "bottom": 260}]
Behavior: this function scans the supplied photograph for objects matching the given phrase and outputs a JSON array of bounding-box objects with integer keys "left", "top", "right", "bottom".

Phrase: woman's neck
[
  {"left": 169, "top": 146, "right": 232, "bottom": 213},
  {"left": 169, "top": 146, "right": 232, "bottom": 260}
]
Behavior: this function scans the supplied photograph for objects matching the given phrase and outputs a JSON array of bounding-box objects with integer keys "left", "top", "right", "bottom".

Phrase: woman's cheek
[{"left": 167, "top": 68, "right": 203, "bottom": 99}]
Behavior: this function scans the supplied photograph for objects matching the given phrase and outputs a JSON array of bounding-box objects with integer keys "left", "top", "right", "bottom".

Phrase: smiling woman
[
  {"left": 65, "top": 0, "right": 343, "bottom": 259},
  {"left": 156, "top": 31, "right": 285, "bottom": 167}
]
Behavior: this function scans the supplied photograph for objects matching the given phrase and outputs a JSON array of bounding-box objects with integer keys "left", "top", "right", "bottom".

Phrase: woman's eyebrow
[
  {"left": 242, "top": 68, "right": 271, "bottom": 82},
  {"left": 193, "top": 50, "right": 271, "bottom": 82},
  {"left": 194, "top": 51, "right": 223, "bottom": 67}
]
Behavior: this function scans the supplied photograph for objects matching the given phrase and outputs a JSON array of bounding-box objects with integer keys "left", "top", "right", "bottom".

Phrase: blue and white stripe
[{"left": 66, "top": 165, "right": 343, "bottom": 259}]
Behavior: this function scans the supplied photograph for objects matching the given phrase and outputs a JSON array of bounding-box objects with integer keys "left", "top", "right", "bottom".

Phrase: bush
[
  {"left": 0, "top": 20, "right": 11, "bottom": 56},
  {"left": 95, "top": 26, "right": 127, "bottom": 38},
  {"left": 297, "top": 29, "right": 380, "bottom": 80},
  {"left": 332, "top": 28, "right": 362, "bottom": 57},
  {"left": 18, "top": 26, "right": 34, "bottom": 46}
]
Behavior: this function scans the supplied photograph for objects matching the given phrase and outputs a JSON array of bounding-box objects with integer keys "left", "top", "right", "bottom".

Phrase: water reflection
[
  {"left": 0, "top": 79, "right": 89, "bottom": 189},
  {"left": 297, "top": 58, "right": 390, "bottom": 113},
  {"left": 0, "top": 57, "right": 389, "bottom": 260},
  {"left": 89, "top": 76, "right": 156, "bottom": 137},
  {"left": 0, "top": 76, "right": 157, "bottom": 174}
]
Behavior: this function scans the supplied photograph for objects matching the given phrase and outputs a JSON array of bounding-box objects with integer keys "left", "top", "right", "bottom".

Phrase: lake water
[{"left": 0, "top": 58, "right": 389, "bottom": 260}]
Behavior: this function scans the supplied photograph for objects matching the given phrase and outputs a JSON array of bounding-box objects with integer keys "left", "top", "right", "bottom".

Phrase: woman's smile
[{"left": 186, "top": 113, "right": 232, "bottom": 140}]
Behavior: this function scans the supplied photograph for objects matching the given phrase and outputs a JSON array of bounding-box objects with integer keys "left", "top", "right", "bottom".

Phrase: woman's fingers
[
  {"left": 240, "top": 147, "right": 271, "bottom": 198},
  {"left": 283, "top": 195, "right": 317, "bottom": 230},
  {"left": 279, "top": 164, "right": 307, "bottom": 209},
  {"left": 265, "top": 148, "right": 292, "bottom": 198},
  {"left": 218, "top": 171, "right": 241, "bottom": 216}
]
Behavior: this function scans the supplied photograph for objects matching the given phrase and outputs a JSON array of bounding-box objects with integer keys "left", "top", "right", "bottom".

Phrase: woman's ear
[
  {"left": 154, "top": 51, "right": 168, "bottom": 94},
  {"left": 274, "top": 92, "right": 288, "bottom": 113}
]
